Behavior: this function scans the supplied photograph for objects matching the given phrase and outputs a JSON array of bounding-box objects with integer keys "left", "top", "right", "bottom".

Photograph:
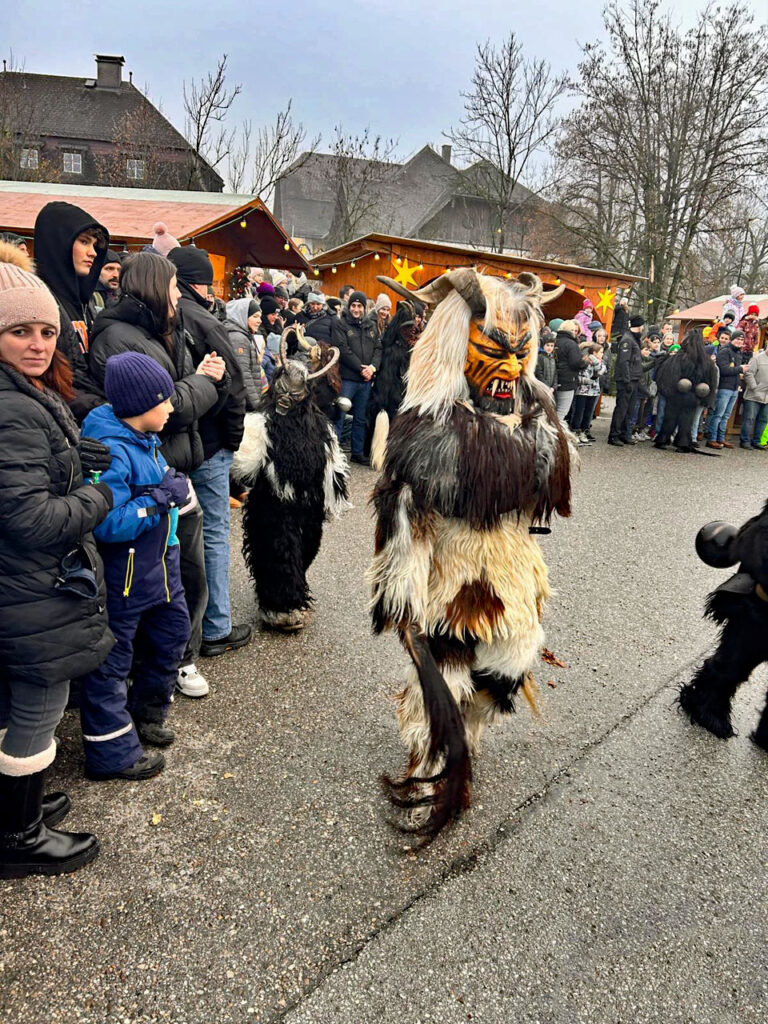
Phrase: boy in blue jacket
[{"left": 79, "top": 352, "right": 191, "bottom": 780}]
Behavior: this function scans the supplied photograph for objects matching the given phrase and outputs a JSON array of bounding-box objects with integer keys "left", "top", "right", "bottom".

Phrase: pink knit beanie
[
  {"left": 0, "top": 242, "right": 60, "bottom": 335},
  {"left": 152, "top": 222, "right": 180, "bottom": 257}
]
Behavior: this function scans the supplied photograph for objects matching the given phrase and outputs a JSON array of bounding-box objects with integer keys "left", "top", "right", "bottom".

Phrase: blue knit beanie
[{"left": 104, "top": 351, "right": 174, "bottom": 418}]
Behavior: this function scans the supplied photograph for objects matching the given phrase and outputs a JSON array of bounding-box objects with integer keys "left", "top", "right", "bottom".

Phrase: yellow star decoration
[
  {"left": 392, "top": 256, "right": 420, "bottom": 289},
  {"left": 595, "top": 288, "right": 614, "bottom": 317}
]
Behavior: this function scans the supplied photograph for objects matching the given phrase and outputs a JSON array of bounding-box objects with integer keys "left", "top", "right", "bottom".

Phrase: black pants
[
  {"left": 570, "top": 395, "right": 598, "bottom": 432},
  {"left": 176, "top": 504, "right": 208, "bottom": 663},
  {"left": 610, "top": 383, "right": 637, "bottom": 440}
]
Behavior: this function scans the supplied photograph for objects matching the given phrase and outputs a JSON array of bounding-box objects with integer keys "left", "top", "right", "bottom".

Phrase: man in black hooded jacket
[
  {"left": 168, "top": 245, "right": 250, "bottom": 659},
  {"left": 33, "top": 201, "right": 109, "bottom": 422}
]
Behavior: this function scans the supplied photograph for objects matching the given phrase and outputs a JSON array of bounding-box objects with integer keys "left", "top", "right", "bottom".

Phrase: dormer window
[{"left": 63, "top": 152, "right": 82, "bottom": 174}]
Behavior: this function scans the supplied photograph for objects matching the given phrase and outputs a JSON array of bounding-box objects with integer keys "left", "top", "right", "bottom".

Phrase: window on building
[
  {"left": 126, "top": 159, "right": 145, "bottom": 181},
  {"left": 63, "top": 152, "right": 82, "bottom": 175},
  {"left": 20, "top": 148, "right": 39, "bottom": 170}
]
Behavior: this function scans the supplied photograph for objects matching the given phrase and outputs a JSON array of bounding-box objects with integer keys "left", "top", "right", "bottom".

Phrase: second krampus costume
[
  {"left": 369, "top": 269, "right": 574, "bottom": 839},
  {"left": 232, "top": 327, "right": 350, "bottom": 632},
  {"left": 679, "top": 510, "right": 768, "bottom": 751}
]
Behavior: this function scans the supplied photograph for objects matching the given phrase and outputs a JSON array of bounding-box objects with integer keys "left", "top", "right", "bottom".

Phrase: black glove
[
  {"left": 148, "top": 470, "right": 190, "bottom": 513},
  {"left": 77, "top": 436, "right": 112, "bottom": 475}
]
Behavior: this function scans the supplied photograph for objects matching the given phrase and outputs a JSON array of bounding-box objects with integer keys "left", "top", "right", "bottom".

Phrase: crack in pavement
[{"left": 270, "top": 649, "right": 706, "bottom": 1024}]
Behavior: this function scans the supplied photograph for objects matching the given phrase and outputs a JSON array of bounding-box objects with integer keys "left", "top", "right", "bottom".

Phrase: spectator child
[
  {"left": 739, "top": 304, "right": 761, "bottom": 356},
  {"left": 535, "top": 336, "right": 557, "bottom": 394},
  {"left": 79, "top": 352, "right": 192, "bottom": 780},
  {"left": 571, "top": 341, "right": 606, "bottom": 444}
]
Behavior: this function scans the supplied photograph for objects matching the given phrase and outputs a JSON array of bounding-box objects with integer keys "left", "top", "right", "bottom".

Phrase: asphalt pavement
[{"left": 2, "top": 408, "right": 767, "bottom": 1024}]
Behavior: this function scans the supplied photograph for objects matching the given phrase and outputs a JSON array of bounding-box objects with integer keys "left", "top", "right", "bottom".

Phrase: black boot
[
  {"left": 42, "top": 791, "right": 71, "bottom": 827},
  {"left": 0, "top": 772, "right": 99, "bottom": 880}
]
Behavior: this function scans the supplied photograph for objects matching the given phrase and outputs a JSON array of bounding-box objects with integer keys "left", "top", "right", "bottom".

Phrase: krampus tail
[
  {"left": 370, "top": 410, "right": 390, "bottom": 472},
  {"left": 383, "top": 628, "right": 471, "bottom": 841}
]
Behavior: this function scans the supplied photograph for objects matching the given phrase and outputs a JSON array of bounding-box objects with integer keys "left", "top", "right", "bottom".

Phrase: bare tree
[
  {"left": 324, "top": 128, "right": 398, "bottom": 248},
  {"left": 446, "top": 34, "right": 569, "bottom": 252},
  {"left": 183, "top": 54, "right": 241, "bottom": 190},
  {"left": 95, "top": 95, "right": 174, "bottom": 189},
  {"left": 551, "top": 1, "right": 768, "bottom": 311},
  {"left": 0, "top": 55, "right": 61, "bottom": 183},
  {"left": 227, "top": 100, "right": 319, "bottom": 204}
]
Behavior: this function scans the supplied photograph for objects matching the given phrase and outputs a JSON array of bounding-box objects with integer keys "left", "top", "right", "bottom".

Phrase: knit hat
[
  {"left": 375, "top": 293, "right": 392, "bottom": 312},
  {"left": 167, "top": 245, "right": 214, "bottom": 286},
  {"left": 0, "top": 241, "right": 60, "bottom": 334},
  {"left": 559, "top": 319, "right": 579, "bottom": 335},
  {"left": 582, "top": 298, "right": 593, "bottom": 310},
  {"left": 307, "top": 292, "right": 325, "bottom": 304},
  {"left": 103, "top": 249, "right": 122, "bottom": 266},
  {"left": 274, "top": 285, "right": 289, "bottom": 301},
  {"left": 548, "top": 317, "right": 564, "bottom": 332},
  {"left": 247, "top": 299, "right": 260, "bottom": 317},
  {"left": 348, "top": 290, "right": 367, "bottom": 307},
  {"left": 747, "top": 304, "right": 760, "bottom": 316},
  {"left": 629, "top": 314, "right": 645, "bottom": 328},
  {"left": 730, "top": 284, "right": 745, "bottom": 299},
  {"left": 152, "top": 222, "right": 180, "bottom": 258},
  {"left": 731, "top": 329, "right": 745, "bottom": 340},
  {"left": 104, "top": 351, "right": 174, "bottom": 418},
  {"left": 257, "top": 282, "right": 275, "bottom": 297},
  {"left": 260, "top": 296, "right": 280, "bottom": 316}
]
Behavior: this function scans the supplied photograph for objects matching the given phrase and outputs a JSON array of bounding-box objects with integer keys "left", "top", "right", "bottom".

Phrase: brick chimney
[
  {"left": 441, "top": 144, "right": 452, "bottom": 164},
  {"left": 95, "top": 55, "right": 124, "bottom": 90}
]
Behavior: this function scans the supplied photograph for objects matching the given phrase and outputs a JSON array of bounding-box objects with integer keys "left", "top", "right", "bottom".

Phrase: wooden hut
[
  {"left": 0, "top": 180, "right": 309, "bottom": 296},
  {"left": 668, "top": 294, "right": 768, "bottom": 346},
  {"left": 307, "top": 233, "right": 642, "bottom": 332}
]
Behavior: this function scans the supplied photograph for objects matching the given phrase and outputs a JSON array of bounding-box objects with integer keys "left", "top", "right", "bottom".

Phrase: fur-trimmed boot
[
  {"left": 0, "top": 771, "right": 99, "bottom": 879},
  {"left": 0, "top": 730, "right": 69, "bottom": 827}
]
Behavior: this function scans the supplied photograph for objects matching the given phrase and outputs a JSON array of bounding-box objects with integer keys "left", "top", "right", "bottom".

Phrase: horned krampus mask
[
  {"left": 273, "top": 325, "right": 340, "bottom": 416},
  {"left": 378, "top": 269, "right": 564, "bottom": 415}
]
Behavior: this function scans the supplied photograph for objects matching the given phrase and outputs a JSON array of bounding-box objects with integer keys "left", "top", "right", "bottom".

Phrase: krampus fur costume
[
  {"left": 369, "top": 268, "right": 574, "bottom": 839},
  {"left": 679, "top": 508, "right": 768, "bottom": 751},
  {"left": 232, "top": 327, "right": 350, "bottom": 632}
]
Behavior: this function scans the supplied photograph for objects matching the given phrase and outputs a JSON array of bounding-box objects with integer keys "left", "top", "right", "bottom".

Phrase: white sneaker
[{"left": 176, "top": 663, "right": 209, "bottom": 698}]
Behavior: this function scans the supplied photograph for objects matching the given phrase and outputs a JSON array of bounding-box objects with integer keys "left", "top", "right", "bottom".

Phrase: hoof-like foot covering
[{"left": 678, "top": 683, "right": 735, "bottom": 739}]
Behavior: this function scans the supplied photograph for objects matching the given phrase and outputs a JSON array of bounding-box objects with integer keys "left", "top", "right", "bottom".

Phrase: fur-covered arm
[
  {"left": 231, "top": 411, "right": 270, "bottom": 485},
  {"left": 369, "top": 477, "right": 433, "bottom": 635},
  {"left": 323, "top": 424, "right": 351, "bottom": 519}
]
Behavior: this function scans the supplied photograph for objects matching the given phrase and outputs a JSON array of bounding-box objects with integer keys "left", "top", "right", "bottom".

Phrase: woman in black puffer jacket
[
  {"left": 0, "top": 242, "right": 114, "bottom": 879},
  {"left": 88, "top": 252, "right": 229, "bottom": 682}
]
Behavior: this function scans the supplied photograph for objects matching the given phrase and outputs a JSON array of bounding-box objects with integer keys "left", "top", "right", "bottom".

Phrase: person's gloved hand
[
  {"left": 78, "top": 436, "right": 112, "bottom": 475},
  {"left": 149, "top": 470, "right": 189, "bottom": 513}
]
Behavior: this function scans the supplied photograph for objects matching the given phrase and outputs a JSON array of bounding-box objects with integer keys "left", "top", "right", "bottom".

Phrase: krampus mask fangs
[{"left": 464, "top": 318, "right": 534, "bottom": 413}]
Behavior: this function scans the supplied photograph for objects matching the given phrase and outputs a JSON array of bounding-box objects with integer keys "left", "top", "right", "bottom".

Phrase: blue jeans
[
  {"left": 691, "top": 406, "right": 704, "bottom": 444},
  {"left": 336, "top": 380, "right": 371, "bottom": 455},
  {"left": 190, "top": 449, "right": 234, "bottom": 641},
  {"left": 655, "top": 394, "right": 666, "bottom": 433},
  {"left": 707, "top": 389, "right": 738, "bottom": 442},
  {"left": 740, "top": 399, "right": 768, "bottom": 445}
]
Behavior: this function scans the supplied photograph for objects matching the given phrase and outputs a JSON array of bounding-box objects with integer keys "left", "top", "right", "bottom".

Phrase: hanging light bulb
[
  {"left": 505, "top": 272, "right": 512, "bottom": 279},
  {"left": 555, "top": 277, "right": 561, "bottom": 284},
  {"left": 418, "top": 263, "right": 423, "bottom": 270},
  {"left": 331, "top": 266, "right": 337, "bottom": 274},
  {"left": 240, "top": 220, "right": 247, "bottom": 229},
  {"left": 350, "top": 260, "right": 356, "bottom": 268},
  {"left": 283, "top": 242, "right": 290, "bottom": 251},
  {"left": 373, "top": 253, "right": 380, "bottom": 261},
  {"left": 313, "top": 268, "right": 320, "bottom": 277},
  {"left": 395, "top": 256, "right": 402, "bottom": 265}
]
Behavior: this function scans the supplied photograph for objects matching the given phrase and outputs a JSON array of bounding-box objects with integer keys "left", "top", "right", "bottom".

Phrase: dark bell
[
  {"left": 695, "top": 521, "right": 738, "bottom": 568},
  {"left": 694, "top": 382, "right": 710, "bottom": 399},
  {"left": 677, "top": 378, "right": 693, "bottom": 393}
]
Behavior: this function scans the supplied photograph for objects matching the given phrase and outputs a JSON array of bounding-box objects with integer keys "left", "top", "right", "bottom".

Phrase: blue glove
[{"left": 148, "top": 470, "right": 189, "bottom": 513}]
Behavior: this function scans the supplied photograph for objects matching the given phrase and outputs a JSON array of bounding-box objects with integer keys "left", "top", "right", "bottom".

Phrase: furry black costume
[
  {"left": 369, "top": 269, "right": 574, "bottom": 840},
  {"left": 679, "top": 507, "right": 768, "bottom": 750},
  {"left": 232, "top": 328, "right": 350, "bottom": 632},
  {"left": 654, "top": 331, "right": 717, "bottom": 453}
]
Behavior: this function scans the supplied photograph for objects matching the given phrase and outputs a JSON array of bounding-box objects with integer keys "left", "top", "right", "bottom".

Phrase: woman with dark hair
[
  {"left": 654, "top": 329, "right": 717, "bottom": 454},
  {"left": 88, "top": 252, "right": 229, "bottom": 697},
  {"left": 0, "top": 242, "right": 113, "bottom": 877}
]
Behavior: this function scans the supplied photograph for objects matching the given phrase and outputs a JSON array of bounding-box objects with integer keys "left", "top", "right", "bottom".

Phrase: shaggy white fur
[{"left": 0, "top": 738, "right": 56, "bottom": 777}]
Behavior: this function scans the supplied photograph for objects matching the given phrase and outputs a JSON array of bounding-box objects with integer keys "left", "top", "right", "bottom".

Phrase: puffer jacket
[
  {"left": 742, "top": 349, "right": 768, "bottom": 404},
  {"left": 88, "top": 294, "right": 223, "bottom": 473},
  {"left": 0, "top": 364, "right": 114, "bottom": 685},
  {"left": 81, "top": 404, "right": 185, "bottom": 613},
  {"left": 554, "top": 329, "right": 588, "bottom": 391},
  {"left": 225, "top": 298, "right": 264, "bottom": 412},
  {"left": 332, "top": 308, "right": 381, "bottom": 382}
]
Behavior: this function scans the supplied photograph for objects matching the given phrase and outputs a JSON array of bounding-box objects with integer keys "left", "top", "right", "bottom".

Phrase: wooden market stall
[
  {"left": 307, "top": 233, "right": 643, "bottom": 332},
  {"left": 0, "top": 180, "right": 309, "bottom": 297}
]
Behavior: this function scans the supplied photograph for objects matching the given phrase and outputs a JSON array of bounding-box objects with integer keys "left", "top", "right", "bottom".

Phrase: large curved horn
[
  {"left": 515, "top": 271, "right": 566, "bottom": 306},
  {"left": 307, "top": 345, "right": 340, "bottom": 380},
  {"left": 278, "top": 327, "right": 289, "bottom": 366},
  {"left": 293, "top": 323, "right": 311, "bottom": 350},
  {"left": 539, "top": 282, "right": 566, "bottom": 305},
  {"left": 377, "top": 267, "right": 486, "bottom": 316}
]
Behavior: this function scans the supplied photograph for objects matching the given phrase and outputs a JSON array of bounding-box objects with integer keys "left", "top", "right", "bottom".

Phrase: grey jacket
[{"left": 742, "top": 350, "right": 768, "bottom": 404}]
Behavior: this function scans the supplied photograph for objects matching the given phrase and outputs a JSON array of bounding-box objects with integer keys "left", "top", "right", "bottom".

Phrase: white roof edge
[{"left": 0, "top": 180, "right": 259, "bottom": 206}]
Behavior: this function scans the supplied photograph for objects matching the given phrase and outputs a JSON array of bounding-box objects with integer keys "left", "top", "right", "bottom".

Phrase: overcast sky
[{"left": 4, "top": 0, "right": 759, "bottom": 166}]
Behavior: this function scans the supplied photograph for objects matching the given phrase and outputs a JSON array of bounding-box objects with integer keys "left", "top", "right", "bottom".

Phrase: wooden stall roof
[
  {"left": 0, "top": 180, "right": 309, "bottom": 272},
  {"left": 669, "top": 294, "right": 768, "bottom": 322},
  {"left": 309, "top": 232, "right": 644, "bottom": 287}
]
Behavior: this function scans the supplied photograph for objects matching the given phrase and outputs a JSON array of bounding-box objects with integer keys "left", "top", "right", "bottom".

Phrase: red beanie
[{"left": 747, "top": 304, "right": 760, "bottom": 316}]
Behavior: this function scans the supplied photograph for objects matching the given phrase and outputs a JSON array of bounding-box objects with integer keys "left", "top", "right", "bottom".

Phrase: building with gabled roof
[
  {"left": 272, "top": 144, "right": 538, "bottom": 254},
  {"left": 0, "top": 54, "right": 222, "bottom": 192}
]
